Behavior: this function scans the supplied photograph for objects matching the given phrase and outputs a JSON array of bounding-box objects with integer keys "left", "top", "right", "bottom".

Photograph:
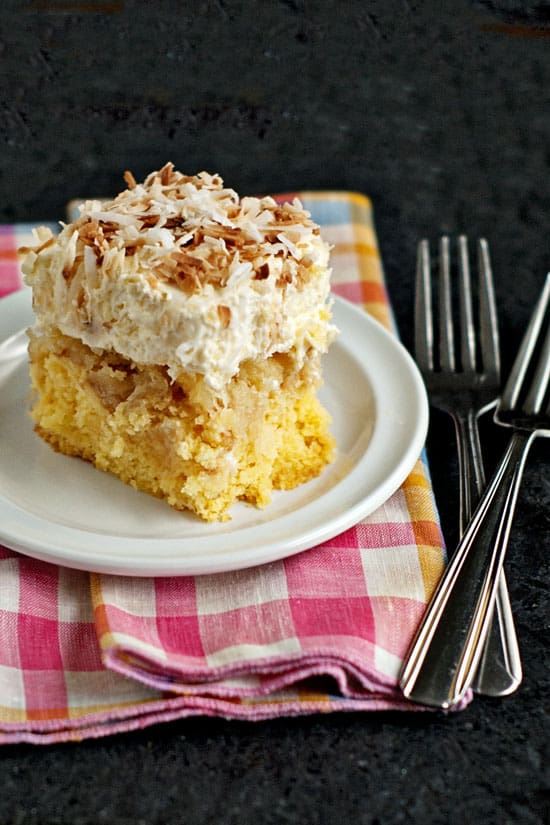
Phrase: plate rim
[{"left": 0, "top": 289, "right": 428, "bottom": 576}]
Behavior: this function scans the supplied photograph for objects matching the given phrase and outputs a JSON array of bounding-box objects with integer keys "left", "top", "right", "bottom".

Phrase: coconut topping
[
  {"left": 21, "top": 165, "right": 336, "bottom": 391},
  {"left": 52, "top": 162, "right": 325, "bottom": 294}
]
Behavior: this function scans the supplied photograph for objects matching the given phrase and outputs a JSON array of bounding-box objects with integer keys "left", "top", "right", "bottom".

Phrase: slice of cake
[{"left": 20, "top": 164, "right": 337, "bottom": 521}]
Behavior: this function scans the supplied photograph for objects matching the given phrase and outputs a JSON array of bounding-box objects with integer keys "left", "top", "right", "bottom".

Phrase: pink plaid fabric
[{"left": 0, "top": 195, "right": 468, "bottom": 744}]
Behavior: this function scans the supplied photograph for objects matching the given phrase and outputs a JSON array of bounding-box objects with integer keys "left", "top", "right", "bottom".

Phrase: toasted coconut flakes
[
  {"left": 139, "top": 214, "right": 160, "bottom": 228},
  {"left": 124, "top": 170, "right": 137, "bottom": 189},
  {"left": 62, "top": 262, "right": 78, "bottom": 283},
  {"left": 37, "top": 165, "right": 326, "bottom": 296},
  {"left": 296, "top": 263, "right": 311, "bottom": 287},
  {"left": 217, "top": 305, "right": 231, "bottom": 328},
  {"left": 90, "top": 210, "right": 140, "bottom": 227},
  {"left": 277, "top": 233, "right": 300, "bottom": 259},
  {"left": 159, "top": 162, "right": 176, "bottom": 186},
  {"left": 18, "top": 235, "right": 56, "bottom": 256},
  {"left": 164, "top": 217, "right": 186, "bottom": 230},
  {"left": 276, "top": 271, "right": 293, "bottom": 288}
]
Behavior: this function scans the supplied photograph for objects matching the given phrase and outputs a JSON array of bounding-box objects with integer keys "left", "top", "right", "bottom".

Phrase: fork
[
  {"left": 400, "top": 273, "right": 550, "bottom": 708},
  {"left": 409, "top": 236, "right": 521, "bottom": 698}
]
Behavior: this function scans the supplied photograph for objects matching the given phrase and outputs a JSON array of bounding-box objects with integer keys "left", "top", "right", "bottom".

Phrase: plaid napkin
[{"left": 0, "top": 193, "right": 468, "bottom": 744}]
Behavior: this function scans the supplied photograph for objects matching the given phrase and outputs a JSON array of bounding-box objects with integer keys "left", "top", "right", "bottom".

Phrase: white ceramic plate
[{"left": 0, "top": 290, "right": 428, "bottom": 576}]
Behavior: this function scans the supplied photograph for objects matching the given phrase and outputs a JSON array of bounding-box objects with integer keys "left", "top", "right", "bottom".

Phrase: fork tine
[
  {"left": 438, "top": 236, "right": 455, "bottom": 371},
  {"left": 458, "top": 235, "right": 476, "bottom": 372},
  {"left": 501, "top": 273, "right": 550, "bottom": 411},
  {"left": 524, "top": 314, "right": 550, "bottom": 414},
  {"left": 415, "top": 239, "right": 434, "bottom": 371},
  {"left": 477, "top": 239, "right": 500, "bottom": 379}
]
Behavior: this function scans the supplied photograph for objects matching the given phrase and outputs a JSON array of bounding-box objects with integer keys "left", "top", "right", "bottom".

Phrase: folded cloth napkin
[{"left": 0, "top": 193, "right": 469, "bottom": 744}]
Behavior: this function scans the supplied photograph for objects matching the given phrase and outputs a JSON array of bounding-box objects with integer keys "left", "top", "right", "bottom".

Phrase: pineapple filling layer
[{"left": 28, "top": 330, "right": 335, "bottom": 522}]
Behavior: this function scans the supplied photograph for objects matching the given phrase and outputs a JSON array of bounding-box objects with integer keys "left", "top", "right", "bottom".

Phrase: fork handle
[
  {"left": 454, "top": 412, "right": 522, "bottom": 696},
  {"left": 400, "top": 430, "right": 534, "bottom": 708},
  {"left": 455, "top": 411, "right": 486, "bottom": 536}
]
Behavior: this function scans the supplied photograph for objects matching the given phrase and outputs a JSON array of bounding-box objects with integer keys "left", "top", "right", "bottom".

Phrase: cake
[{"left": 20, "top": 164, "right": 337, "bottom": 521}]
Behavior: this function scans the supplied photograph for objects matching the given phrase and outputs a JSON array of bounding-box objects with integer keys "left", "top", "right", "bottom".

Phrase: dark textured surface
[{"left": 0, "top": 1, "right": 549, "bottom": 823}]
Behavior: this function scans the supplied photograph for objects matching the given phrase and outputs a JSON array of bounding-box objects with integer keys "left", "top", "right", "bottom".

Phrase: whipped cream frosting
[{"left": 21, "top": 164, "right": 336, "bottom": 390}]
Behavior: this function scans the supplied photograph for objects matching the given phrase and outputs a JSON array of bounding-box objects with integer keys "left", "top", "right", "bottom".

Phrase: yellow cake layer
[{"left": 28, "top": 330, "right": 335, "bottom": 521}]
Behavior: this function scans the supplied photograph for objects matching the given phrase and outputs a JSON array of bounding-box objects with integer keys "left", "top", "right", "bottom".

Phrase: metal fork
[
  {"left": 400, "top": 273, "right": 550, "bottom": 708},
  {"left": 409, "top": 236, "right": 521, "bottom": 698}
]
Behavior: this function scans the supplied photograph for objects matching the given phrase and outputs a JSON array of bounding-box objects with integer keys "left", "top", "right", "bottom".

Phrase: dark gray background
[{"left": 0, "top": 1, "right": 549, "bottom": 823}]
